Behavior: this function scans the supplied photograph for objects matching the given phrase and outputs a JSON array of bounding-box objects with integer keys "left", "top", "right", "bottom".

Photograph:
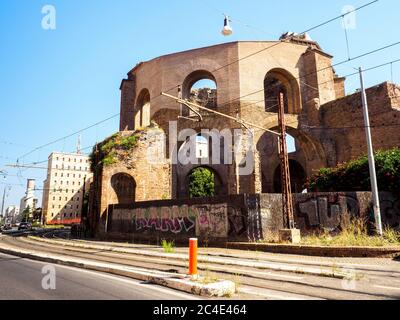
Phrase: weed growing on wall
[{"left": 89, "top": 131, "right": 142, "bottom": 171}]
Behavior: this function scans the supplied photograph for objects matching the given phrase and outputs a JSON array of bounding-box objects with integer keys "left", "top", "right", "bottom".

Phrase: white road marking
[{"left": 13, "top": 255, "right": 201, "bottom": 300}]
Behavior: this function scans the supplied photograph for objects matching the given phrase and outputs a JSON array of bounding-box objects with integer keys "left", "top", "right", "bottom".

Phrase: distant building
[
  {"left": 41, "top": 152, "right": 92, "bottom": 225},
  {"left": 19, "top": 179, "right": 37, "bottom": 216},
  {"left": 5, "top": 205, "right": 19, "bottom": 224}
]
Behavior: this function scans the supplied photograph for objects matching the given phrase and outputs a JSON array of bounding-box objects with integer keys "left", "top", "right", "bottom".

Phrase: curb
[
  {"left": 226, "top": 242, "right": 400, "bottom": 258},
  {"left": 0, "top": 244, "right": 235, "bottom": 298},
  {"left": 25, "top": 236, "right": 348, "bottom": 279}
]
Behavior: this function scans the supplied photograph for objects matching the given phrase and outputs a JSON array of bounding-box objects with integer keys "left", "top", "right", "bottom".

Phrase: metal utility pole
[
  {"left": 0, "top": 186, "right": 7, "bottom": 219},
  {"left": 278, "top": 92, "right": 295, "bottom": 229},
  {"left": 359, "top": 67, "right": 383, "bottom": 236}
]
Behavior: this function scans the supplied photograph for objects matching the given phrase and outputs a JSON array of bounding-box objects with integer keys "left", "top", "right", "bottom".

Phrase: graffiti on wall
[
  {"left": 227, "top": 206, "right": 247, "bottom": 238},
  {"left": 111, "top": 203, "right": 230, "bottom": 238},
  {"left": 133, "top": 205, "right": 196, "bottom": 234},
  {"left": 297, "top": 194, "right": 400, "bottom": 231},
  {"left": 196, "top": 204, "right": 228, "bottom": 238},
  {"left": 246, "top": 195, "right": 263, "bottom": 241}
]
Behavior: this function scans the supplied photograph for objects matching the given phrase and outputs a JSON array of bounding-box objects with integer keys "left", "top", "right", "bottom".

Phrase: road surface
[{"left": 0, "top": 252, "right": 199, "bottom": 300}]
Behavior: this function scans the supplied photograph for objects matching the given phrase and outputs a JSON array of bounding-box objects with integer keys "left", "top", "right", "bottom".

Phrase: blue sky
[{"left": 0, "top": 0, "right": 399, "bottom": 208}]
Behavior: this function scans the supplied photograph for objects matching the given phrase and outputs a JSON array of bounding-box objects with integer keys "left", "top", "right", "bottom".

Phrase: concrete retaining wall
[{"left": 105, "top": 192, "right": 400, "bottom": 243}]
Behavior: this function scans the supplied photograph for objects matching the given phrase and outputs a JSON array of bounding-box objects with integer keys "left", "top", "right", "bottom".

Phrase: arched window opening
[
  {"left": 189, "top": 79, "right": 217, "bottom": 109},
  {"left": 111, "top": 173, "right": 136, "bottom": 204},
  {"left": 135, "top": 89, "right": 151, "bottom": 129},
  {"left": 264, "top": 69, "right": 300, "bottom": 114},
  {"left": 287, "top": 134, "right": 296, "bottom": 153},
  {"left": 182, "top": 71, "right": 218, "bottom": 116},
  {"left": 188, "top": 167, "right": 219, "bottom": 199},
  {"left": 264, "top": 77, "right": 288, "bottom": 113},
  {"left": 196, "top": 134, "right": 209, "bottom": 159}
]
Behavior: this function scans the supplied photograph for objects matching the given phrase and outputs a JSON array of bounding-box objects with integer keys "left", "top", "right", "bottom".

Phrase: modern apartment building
[
  {"left": 5, "top": 205, "right": 19, "bottom": 224},
  {"left": 42, "top": 152, "right": 92, "bottom": 225}
]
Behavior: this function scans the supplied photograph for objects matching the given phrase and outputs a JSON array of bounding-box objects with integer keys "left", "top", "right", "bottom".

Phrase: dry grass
[{"left": 301, "top": 216, "right": 400, "bottom": 247}]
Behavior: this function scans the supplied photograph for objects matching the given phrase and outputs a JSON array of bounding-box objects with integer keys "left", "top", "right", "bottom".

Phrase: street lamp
[{"left": 221, "top": 15, "right": 233, "bottom": 36}]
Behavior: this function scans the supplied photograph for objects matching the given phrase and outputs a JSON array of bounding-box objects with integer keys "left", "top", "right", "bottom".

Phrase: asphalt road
[{"left": 0, "top": 252, "right": 200, "bottom": 300}]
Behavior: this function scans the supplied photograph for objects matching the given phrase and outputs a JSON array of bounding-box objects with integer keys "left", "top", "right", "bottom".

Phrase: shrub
[{"left": 308, "top": 148, "right": 400, "bottom": 194}]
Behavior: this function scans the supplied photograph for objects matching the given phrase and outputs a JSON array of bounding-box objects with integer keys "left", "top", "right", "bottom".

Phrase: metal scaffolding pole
[{"left": 278, "top": 92, "right": 295, "bottom": 229}]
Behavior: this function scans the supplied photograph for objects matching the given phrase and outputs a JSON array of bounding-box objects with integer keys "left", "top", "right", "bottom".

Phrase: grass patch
[
  {"left": 301, "top": 216, "right": 400, "bottom": 247},
  {"left": 161, "top": 239, "right": 175, "bottom": 253}
]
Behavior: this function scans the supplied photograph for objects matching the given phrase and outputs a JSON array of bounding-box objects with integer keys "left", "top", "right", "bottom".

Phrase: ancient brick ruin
[{"left": 87, "top": 37, "right": 400, "bottom": 239}]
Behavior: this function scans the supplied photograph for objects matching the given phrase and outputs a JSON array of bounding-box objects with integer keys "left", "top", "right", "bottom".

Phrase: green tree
[{"left": 189, "top": 167, "right": 215, "bottom": 198}]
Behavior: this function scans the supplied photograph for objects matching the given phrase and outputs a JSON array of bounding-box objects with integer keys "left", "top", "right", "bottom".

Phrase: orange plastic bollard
[{"left": 189, "top": 238, "right": 198, "bottom": 277}]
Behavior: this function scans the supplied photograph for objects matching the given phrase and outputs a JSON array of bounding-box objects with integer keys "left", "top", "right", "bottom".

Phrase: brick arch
[
  {"left": 182, "top": 70, "right": 218, "bottom": 116},
  {"left": 264, "top": 68, "right": 301, "bottom": 114},
  {"left": 110, "top": 173, "right": 136, "bottom": 204},
  {"left": 174, "top": 130, "right": 229, "bottom": 199},
  {"left": 186, "top": 166, "right": 224, "bottom": 198},
  {"left": 256, "top": 126, "right": 326, "bottom": 193}
]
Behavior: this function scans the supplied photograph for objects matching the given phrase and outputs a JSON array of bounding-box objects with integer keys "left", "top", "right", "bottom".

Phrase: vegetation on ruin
[
  {"left": 189, "top": 167, "right": 216, "bottom": 198},
  {"left": 89, "top": 131, "right": 141, "bottom": 171},
  {"left": 301, "top": 216, "right": 400, "bottom": 247},
  {"left": 307, "top": 148, "right": 400, "bottom": 194}
]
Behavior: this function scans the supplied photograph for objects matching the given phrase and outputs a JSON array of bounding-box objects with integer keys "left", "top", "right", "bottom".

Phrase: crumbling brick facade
[{"left": 88, "top": 38, "right": 400, "bottom": 236}]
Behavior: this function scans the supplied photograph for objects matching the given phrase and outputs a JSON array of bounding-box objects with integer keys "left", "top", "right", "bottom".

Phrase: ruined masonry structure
[{"left": 88, "top": 37, "right": 400, "bottom": 240}]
